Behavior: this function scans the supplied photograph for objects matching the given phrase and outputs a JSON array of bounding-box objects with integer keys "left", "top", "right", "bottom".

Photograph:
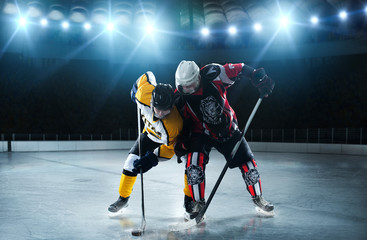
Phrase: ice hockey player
[
  {"left": 108, "top": 71, "right": 183, "bottom": 213},
  {"left": 174, "top": 60, "right": 275, "bottom": 221}
]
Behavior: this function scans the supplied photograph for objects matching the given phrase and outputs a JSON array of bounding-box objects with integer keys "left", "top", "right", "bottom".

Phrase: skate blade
[
  {"left": 170, "top": 215, "right": 206, "bottom": 232},
  {"left": 184, "top": 212, "right": 207, "bottom": 222},
  {"left": 184, "top": 212, "right": 190, "bottom": 222},
  {"left": 255, "top": 206, "right": 275, "bottom": 217},
  {"left": 108, "top": 204, "right": 129, "bottom": 218}
]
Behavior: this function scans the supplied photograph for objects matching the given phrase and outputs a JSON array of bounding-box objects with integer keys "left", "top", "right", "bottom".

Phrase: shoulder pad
[
  {"left": 200, "top": 64, "right": 221, "bottom": 81},
  {"left": 145, "top": 71, "right": 157, "bottom": 86}
]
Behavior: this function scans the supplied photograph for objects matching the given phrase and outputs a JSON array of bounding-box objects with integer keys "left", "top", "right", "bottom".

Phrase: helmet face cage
[
  {"left": 151, "top": 84, "right": 174, "bottom": 118},
  {"left": 177, "top": 77, "right": 200, "bottom": 95},
  {"left": 152, "top": 107, "right": 171, "bottom": 119}
]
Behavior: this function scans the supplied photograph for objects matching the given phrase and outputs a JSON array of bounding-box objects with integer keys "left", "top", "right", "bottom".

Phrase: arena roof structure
[
  {"left": 1, "top": 0, "right": 367, "bottom": 63},
  {"left": 1, "top": 0, "right": 366, "bottom": 31}
]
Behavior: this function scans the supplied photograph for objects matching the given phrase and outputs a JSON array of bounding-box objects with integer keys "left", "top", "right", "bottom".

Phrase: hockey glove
[
  {"left": 132, "top": 151, "right": 158, "bottom": 174},
  {"left": 174, "top": 142, "right": 188, "bottom": 164},
  {"left": 251, "top": 68, "right": 275, "bottom": 98}
]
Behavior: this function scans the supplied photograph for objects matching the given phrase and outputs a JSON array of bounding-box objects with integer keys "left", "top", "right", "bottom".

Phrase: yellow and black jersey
[{"left": 131, "top": 71, "right": 183, "bottom": 159}]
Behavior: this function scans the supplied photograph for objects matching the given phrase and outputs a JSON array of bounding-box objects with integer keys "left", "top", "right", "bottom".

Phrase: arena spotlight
[
  {"left": 40, "top": 18, "right": 48, "bottom": 27},
  {"left": 339, "top": 10, "right": 347, "bottom": 20},
  {"left": 365, "top": 6, "right": 367, "bottom": 13},
  {"left": 61, "top": 21, "right": 69, "bottom": 29},
  {"left": 106, "top": 22, "right": 114, "bottom": 31},
  {"left": 83, "top": 22, "right": 91, "bottom": 30},
  {"left": 19, "top": 17, "right": 27, "bottom": 27},
  {"left": 146, "top": 24, "right": 154, "bottom": 34},
  {"left": 253, "top": 23, "right": 262, "bottom": 32},
  {"left": 279, "top": 16, "right": 289, "bottom": 28},
  {"left": 310, "top": 16, "right": 319, "bottom": 24},
  {"left": 201, "top": 27, "right": 210, "bottom": 36},
  {"left": 228, "top": 26, "right": 237, "bottom": 35}
]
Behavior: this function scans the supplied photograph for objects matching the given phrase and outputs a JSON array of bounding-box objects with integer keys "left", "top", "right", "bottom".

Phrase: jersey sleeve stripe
[
  {"left": 136, "top": 99, "right": 150, "bottom": 107},
  {"left": 218, "top": 65, "right": 235, "bottom": 85}
]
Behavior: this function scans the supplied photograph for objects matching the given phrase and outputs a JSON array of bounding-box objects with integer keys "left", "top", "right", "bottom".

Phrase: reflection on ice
[{"left": 0, "top": 150, "right": 366, "bottom": 240}]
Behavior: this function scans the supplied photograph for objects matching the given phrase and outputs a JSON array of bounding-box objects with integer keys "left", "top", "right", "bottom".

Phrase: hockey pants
[
  {"left": 118, "top": 132, "right": 160, "bottom": 198},
  {"left": 184, "top": 132, "right": 262, "bottom": 202}
]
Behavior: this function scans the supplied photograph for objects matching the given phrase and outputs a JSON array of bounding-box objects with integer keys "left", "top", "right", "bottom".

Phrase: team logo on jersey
[
  {"left": 141, "top": 114, "right": 162, "bottom": 138},
  {"left": 200, "top": 96, "right": 223, "bottom": 125},
  {"left": 244, "top": 168, "right": 260, "bottom": 186},
  {"left": 187, "top": 165, "right": 205, "bottom": 185}
]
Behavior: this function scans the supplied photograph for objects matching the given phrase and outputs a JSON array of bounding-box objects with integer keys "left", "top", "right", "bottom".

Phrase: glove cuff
[
  {"left": 251, "top": 68, "right": 267, "bottom": 86},
  {"left": 239, "top": 64, "right": 255, "bottom": 79}
]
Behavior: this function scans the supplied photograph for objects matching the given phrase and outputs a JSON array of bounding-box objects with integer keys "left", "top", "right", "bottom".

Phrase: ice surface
[{"left": 1, "top": 150, "right": 366, "bottom": 239}]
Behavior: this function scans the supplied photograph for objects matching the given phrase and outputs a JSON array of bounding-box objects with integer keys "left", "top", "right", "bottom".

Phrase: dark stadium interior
[
  {"left": 0, "top": 0, "right": 366, "bottom": 137},
  {"left": 1, "top": 1, "right": 367, "bottom": 240}
]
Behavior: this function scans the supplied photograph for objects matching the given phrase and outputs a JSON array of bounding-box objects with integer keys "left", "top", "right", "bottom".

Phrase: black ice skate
[
  {"left": 252, "top": 195, "right": 274, "bottom": 216},
  {"left": 184, "top": 195, "right": 194, "bottom": 221},
  {"left": 184, "top": 195, "right": 205, "bottom": 222},
  {"left": 108, "top": 196, "right": 129, "bottom": 213}
]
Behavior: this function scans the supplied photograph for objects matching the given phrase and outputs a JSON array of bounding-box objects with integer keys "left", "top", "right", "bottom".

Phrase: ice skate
[
  {"left": 108, "top": 196, "right": 129, "bottom": 213},
  {"left": 183, "top": 195, "right": 194, "bottom": 221},
  {"left": 252, "top": 195, "right": 274, "bottom": 216},
  {"left": 184, "top": 195, "right": 206, "bottom": 222}
]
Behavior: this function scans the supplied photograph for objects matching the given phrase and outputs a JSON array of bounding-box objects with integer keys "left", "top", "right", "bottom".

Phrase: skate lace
[
  {"left": 256, "top": 196, "right": 269, "bottom": 206},
  {"left": 193, "top": 200, "right": 205, "bottom": 212}
]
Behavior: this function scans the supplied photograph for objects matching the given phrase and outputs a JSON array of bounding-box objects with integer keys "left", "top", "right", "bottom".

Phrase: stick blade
[
  {"left": 131, "top": 228, "right": 144, "bottom": 236},
  {"left": 132, "top": 218, "right": 146, "bottom": 236}
]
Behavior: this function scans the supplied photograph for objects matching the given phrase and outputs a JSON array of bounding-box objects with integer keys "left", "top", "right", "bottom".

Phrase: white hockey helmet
[{"left": 175, "top": 60, "right": 200, "bottom": 94}]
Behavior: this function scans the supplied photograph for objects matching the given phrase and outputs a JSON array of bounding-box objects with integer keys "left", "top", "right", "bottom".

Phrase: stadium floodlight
[
  {"left": 310, "top": 16, "right": 319, "bottom": 25},
  {"left": 146, "top": 24, "right": 154, "bottom": 34},
  {"left": 201, "top": 27, "right": 210, "bottom": 36},
  {"left": 107, "top": 22, "right": 114, "bottom": 31},
  {"left": 40, "top": 18, "right": 48, "bottom": 26},
  {"left": 83, "top": 22, "right": 91, "bottom": 30},
  {"left": 253, "top": 23, "right": 262, "bottom": 32},
  {"left": 365, "top": 6, "right": 367, "bottom": 13},
  {"left": 61, "top": 21, "right": 69, "bottom": 29},
  {"left": 228, "top": 26, "right": 237, "bottom": 35},
  {"left": 279, "top": 16, "right": 289, "bottom": 27},
  {"left": 19, "top": 17, "right": 27, "bottom": 27},
  {"left": 339, "top": 10, "right": 347, "bottom": 20}
]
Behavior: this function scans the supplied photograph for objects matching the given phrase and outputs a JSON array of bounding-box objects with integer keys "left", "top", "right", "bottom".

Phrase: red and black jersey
[{"left": 176, "top": 63, "right": 245, "bottom": 141}]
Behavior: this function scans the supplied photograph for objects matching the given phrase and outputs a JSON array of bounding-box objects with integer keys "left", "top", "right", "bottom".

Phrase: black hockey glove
[
  {"left": 251, "top": 68, "right": 275, "bottom": 98},
  {"left": 174, "top": 142, "right": 188, "bottom": 164},
  {"left": 132, "top": 151, "right": 158, "bottom": 174}
]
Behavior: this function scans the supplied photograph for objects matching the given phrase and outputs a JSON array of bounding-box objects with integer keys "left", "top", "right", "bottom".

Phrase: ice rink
[{"left": 0, "top": 149, "right": 366, "bottom": 240}]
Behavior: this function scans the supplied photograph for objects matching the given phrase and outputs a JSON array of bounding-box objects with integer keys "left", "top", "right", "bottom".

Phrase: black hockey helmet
[{"left": 152, "top": 83, "right": 174, "bottom": 110}]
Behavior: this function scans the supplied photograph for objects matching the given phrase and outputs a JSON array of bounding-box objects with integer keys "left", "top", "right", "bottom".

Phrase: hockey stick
[
  {"left": 131, "top": 106, "right": 146, "bottom": 236},
  {"left": 170, "top": 97, "right": 263, "bottom": 231}
]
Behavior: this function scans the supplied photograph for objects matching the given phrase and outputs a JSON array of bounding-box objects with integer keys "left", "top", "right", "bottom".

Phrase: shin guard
[
  {"left": 240, "top": 159, "right": 262, "bottom": 197},
  {"left": 186, "top": 152, "right": 206, "bottom": 202}
]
